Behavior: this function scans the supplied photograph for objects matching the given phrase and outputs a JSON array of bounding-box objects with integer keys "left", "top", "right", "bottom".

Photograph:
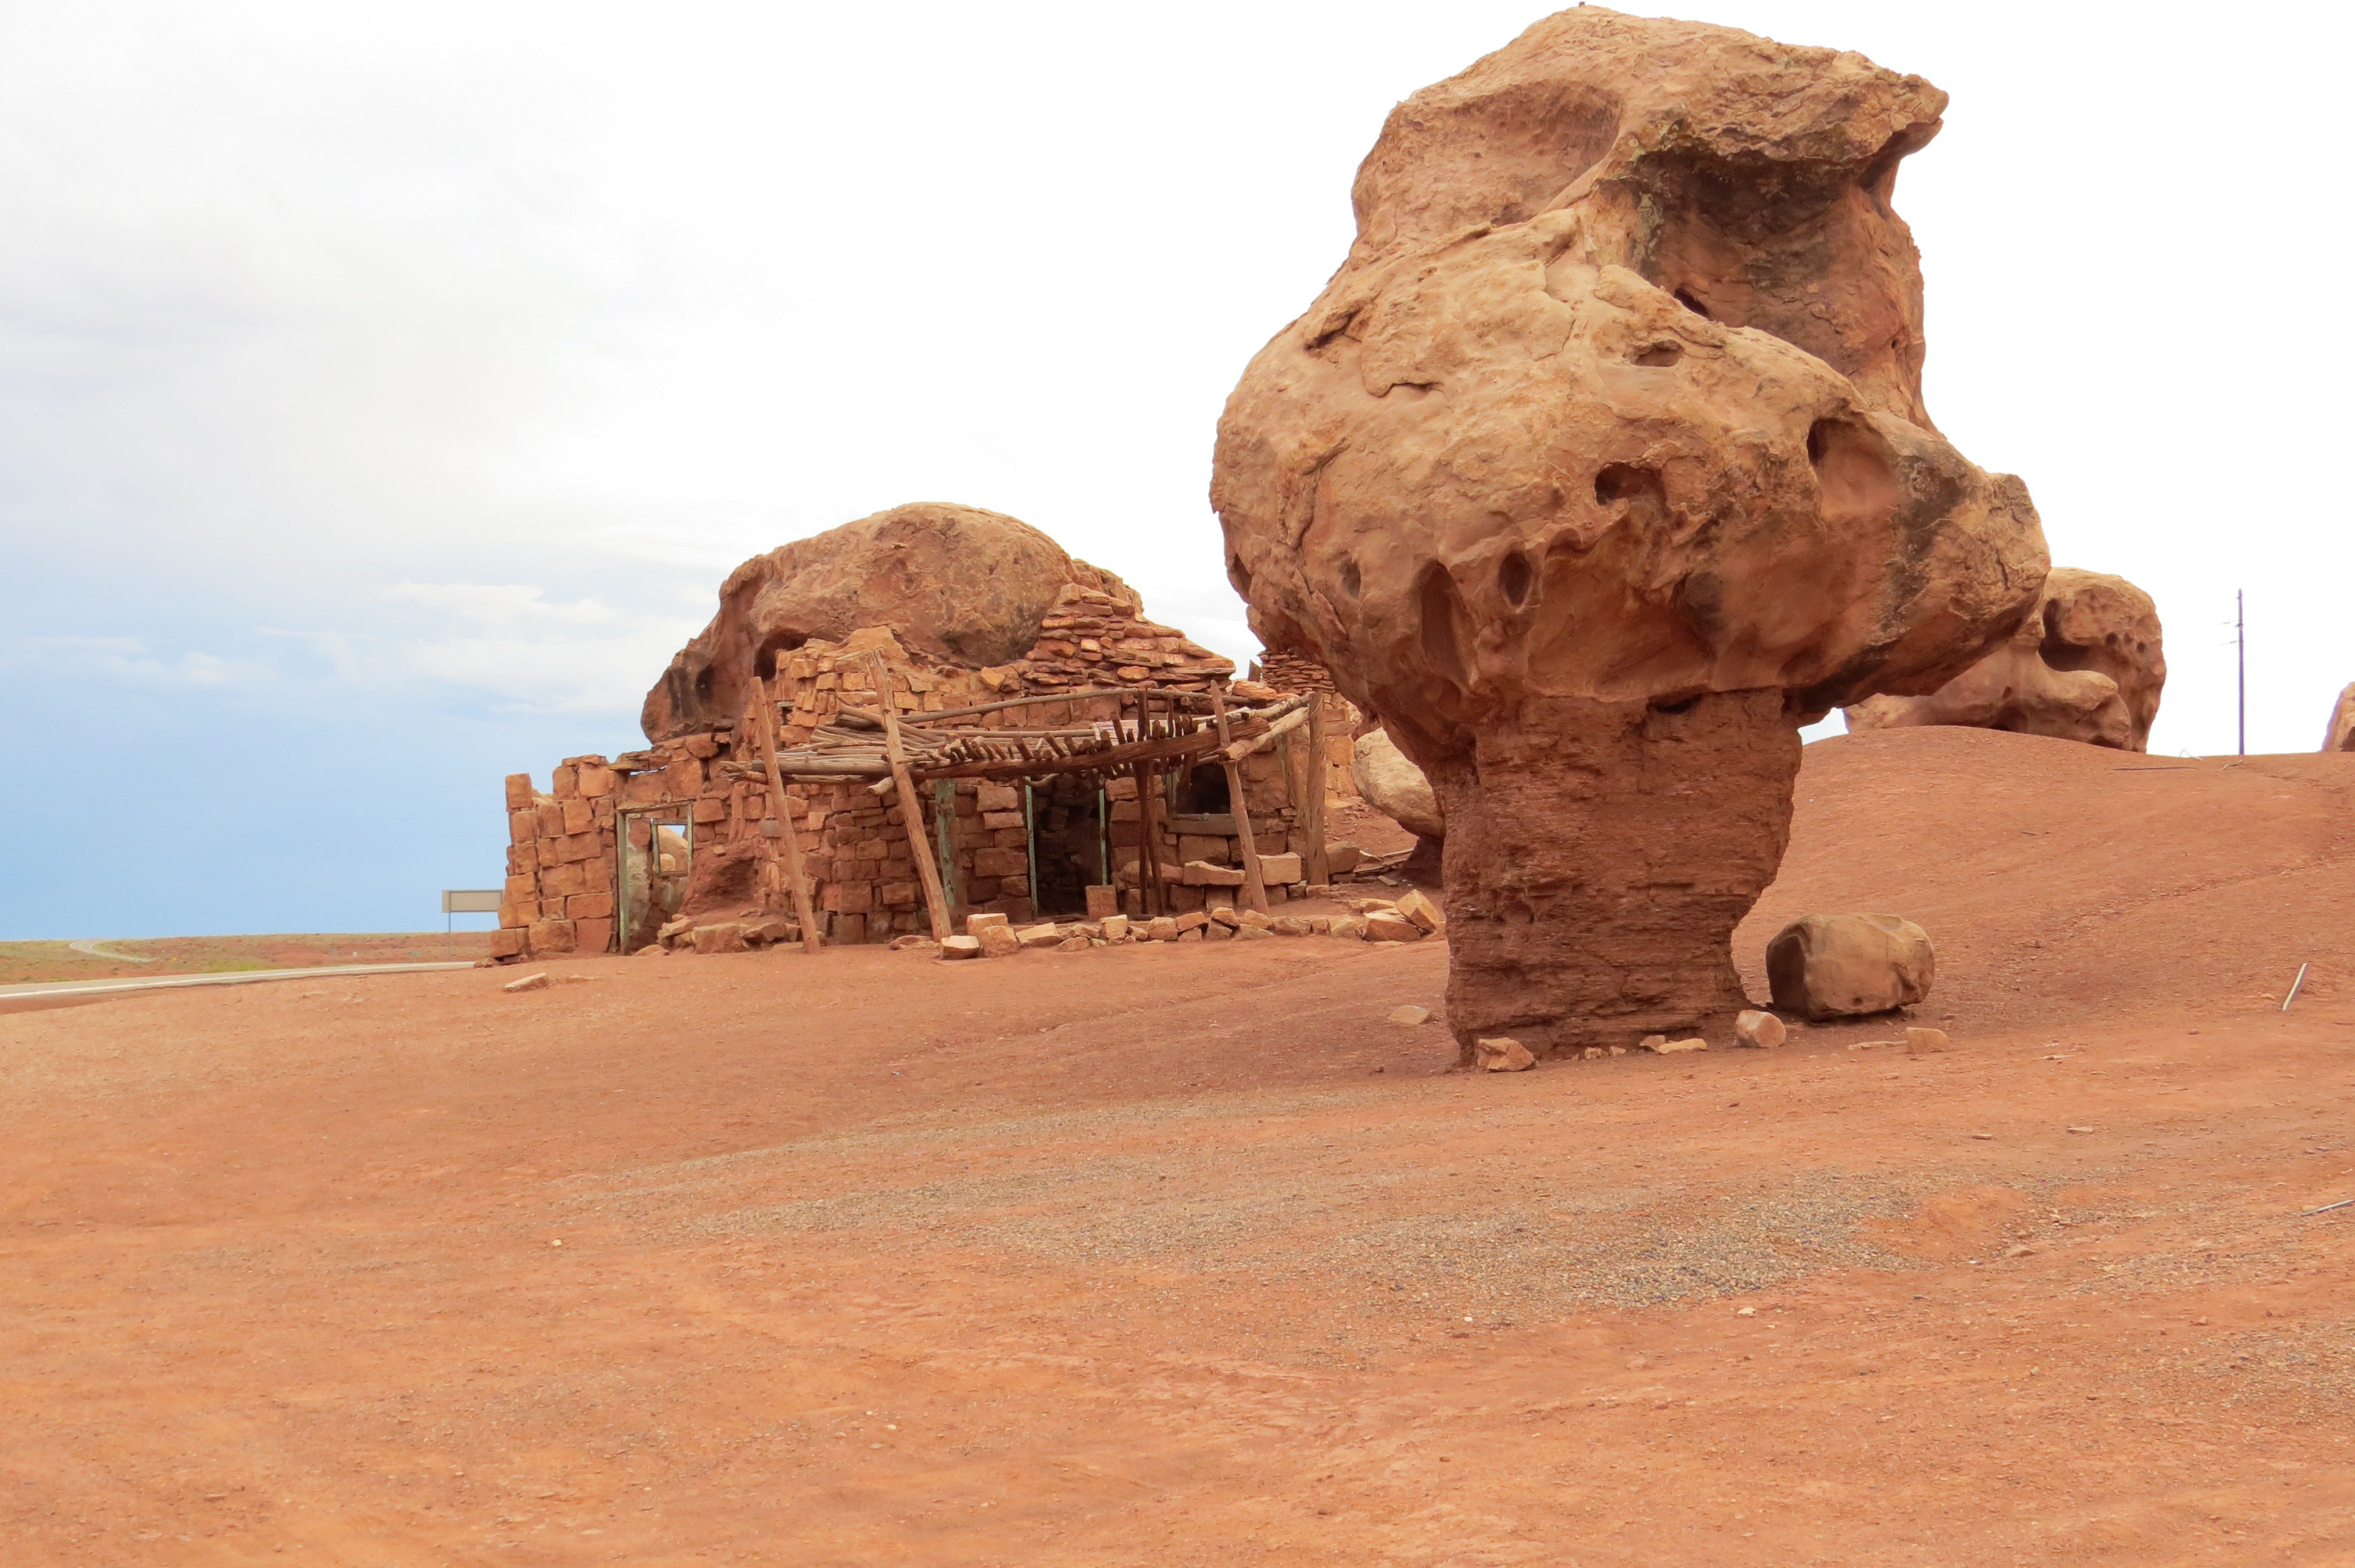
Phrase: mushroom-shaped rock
[
  {"left": 1351, "top": 726, "right": 1444, "bottom": 840},
  {"left": 641, "top": 501, "right": 1137, "bottom": 742},
  {"left": 1844, "top": 569, "right": 2164, "bottom": 752},
  {"left": 1210, "top": 9, "right": 2048, "bottom": 1058}
]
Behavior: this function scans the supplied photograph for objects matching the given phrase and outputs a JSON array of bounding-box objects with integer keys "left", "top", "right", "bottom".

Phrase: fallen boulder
[
  {"left": 938, "top": 935, "right": 984, "bottom": 961},
  {"left": 1734, "top": 1009, "right": 1787, "bottom": 1048},
  {"left": 1765, "top": 913, "right": 1935, "bottom": 1021},
  {"left": 1352, "top": 727, "right": 1444, "bottom": 839}
]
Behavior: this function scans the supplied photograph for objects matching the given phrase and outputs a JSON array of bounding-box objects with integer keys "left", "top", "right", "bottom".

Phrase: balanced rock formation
[
  {"left": 1765, "top": 913, "right": 1935, "bottom": 1021},
  {"left": 642, "top": 503, "right": 1230, "bottom": 742},
  {"left": 1845, "top": 569, "right": 2164, "bottom": 751},
  {"left": 1351, "top": 726, "right": 1444, "bottom": 840},
  {"left": 1210, "top": 9, "right": 2048, "bottom": 1058}
]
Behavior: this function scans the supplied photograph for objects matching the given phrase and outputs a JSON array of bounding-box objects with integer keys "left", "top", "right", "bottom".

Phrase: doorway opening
[
  {"left": 1025, "top": 775, "right": 1109, "bottom": 918},
  {"left": 618, "top": 810, "right": 692, "bottom": 954}
]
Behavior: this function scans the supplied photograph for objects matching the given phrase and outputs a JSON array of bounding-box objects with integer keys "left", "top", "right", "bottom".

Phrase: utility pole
[{"left": 2236, "top": 589, "right": 2246, "bottom": 756}]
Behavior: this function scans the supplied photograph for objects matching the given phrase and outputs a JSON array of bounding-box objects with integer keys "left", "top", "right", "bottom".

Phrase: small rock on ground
[{"left": 1474, "top": 1037, "right": 1536, "bottom": 1072}]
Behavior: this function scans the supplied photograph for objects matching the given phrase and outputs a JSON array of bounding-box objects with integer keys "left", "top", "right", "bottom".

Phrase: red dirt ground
[{"left": 2, "top": 726, "right": 2350, "bottom": 1566}]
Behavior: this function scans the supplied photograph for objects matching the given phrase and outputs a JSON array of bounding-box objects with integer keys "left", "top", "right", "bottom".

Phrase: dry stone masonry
[{"left": 493, "top": 505, "right": 1422, "bottom": 962}]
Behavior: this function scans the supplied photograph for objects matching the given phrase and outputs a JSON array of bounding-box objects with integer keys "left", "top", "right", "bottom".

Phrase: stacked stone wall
[{"left": 494, "top": 605, "right": 1252, "bottom": 961}]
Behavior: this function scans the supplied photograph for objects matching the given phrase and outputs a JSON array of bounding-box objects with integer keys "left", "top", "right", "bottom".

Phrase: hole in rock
[
  {"left": 1633, "top": 342, "right": 1684, "bottom": 367},
  {"left": 1229, "top": 554, "right": 1253, "bottom": 594},
  {"left": 1805, "top": 418, "right": 1897, "bottom": 522},
  {"left": 1415, "top": 565, "right": 1473, "bottom": 687},
  {"left": 1339, "top": 558, "right": 1362, "bottom": 599},
  {"left": 2038, "top": 601, "right": 2101, "bottom": 673},
  {"left": 1497, "top": 552, "right": 1533, "bottom": 607},
  {"left": 1594, "top": 463, "right": 1663, "bottom": 506},
  {"left": 1673, "top": 288, "right": 1711, "bottom": 318},
  {"left": 1650, "top": 693, "right": 1703, "bottom": 716}
]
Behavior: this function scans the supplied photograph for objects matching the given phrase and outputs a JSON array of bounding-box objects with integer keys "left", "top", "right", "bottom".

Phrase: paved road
[
  {"left": 65, "top": 939, "right": 157, "bottom": 963},
  {"left": 0, "top": 961, "right": 477, "bottom": 1002}
]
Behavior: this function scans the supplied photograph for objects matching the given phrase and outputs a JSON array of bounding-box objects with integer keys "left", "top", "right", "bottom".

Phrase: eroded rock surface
[
  {"left": 1845, "top": 569, "right": 2164, "bottom": 751},
  {"left": 1210, "top": 8, "right": 2047, "bottom": 1057},
  {"left": 642, "top": 503, "right": 1140, "bottom": 742}
]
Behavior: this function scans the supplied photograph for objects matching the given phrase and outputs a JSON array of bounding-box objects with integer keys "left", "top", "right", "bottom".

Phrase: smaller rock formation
[
  {"left": 1351, "top": 727, "right": 1442, "bottom": 840},
  {"left": 1734, "top": 1009, "right": 1786, "bottom": 1048},
  {"left": 2322, "top": 683, "right": 2355, "bottom": 751},
  {"left": 1765, "top": 913, "right": 1935, "bottom": 1021},
  {"left": 1845, "top": 569, "right": 2164, "bottom": 752}
]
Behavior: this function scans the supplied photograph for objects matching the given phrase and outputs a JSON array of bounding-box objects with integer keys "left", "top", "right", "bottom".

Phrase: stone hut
[{"left": 492, "top": 505, "right": 1341, "bottom": 960}]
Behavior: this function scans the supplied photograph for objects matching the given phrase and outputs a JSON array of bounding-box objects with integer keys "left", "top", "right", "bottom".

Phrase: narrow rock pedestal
[{"left": 1431, "top": 691, "right": 1799, "bottom": 1062}]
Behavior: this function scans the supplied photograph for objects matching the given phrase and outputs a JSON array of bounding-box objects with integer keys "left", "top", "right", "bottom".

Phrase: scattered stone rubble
[{"left": 917, "top": 891, "right": 1442, "bottom": 958}]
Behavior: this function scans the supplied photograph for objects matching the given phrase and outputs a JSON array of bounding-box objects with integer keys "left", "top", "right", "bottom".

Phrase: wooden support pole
[
  {"left": 1304, "top": 695, "right": 1330, "bottom": 887},
  {"left": 870, "top": 655, "right": 954, "bottom": 942},
  {"left": 1132, "top": 759, "right": 1165, "bottom": 918},
  {"left": 754, "top": 676, "right": 825, "bottom": 956},
  {"left": 1212, "top": 691, "right": 1271, "bottom": 915}
]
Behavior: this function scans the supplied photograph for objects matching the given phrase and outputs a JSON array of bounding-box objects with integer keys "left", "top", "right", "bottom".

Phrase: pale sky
[{"left": 4, "top": 0, "right": 2345, "bottom": 938}]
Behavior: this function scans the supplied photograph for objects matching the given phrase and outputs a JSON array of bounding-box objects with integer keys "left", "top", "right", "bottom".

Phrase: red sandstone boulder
[
  {"left": 1351, "top": 727, "right": 1443, "bottom": 840},
  {"left": 1845, "top": 569, "right": 2164, "bottom": 751},
  {"left": 641, "top": 502, "right": 1139, "bottom": 742},
  {"left": 1765, "top": 913, "right": 1935, "bottom": 1021},
  {"left": 1210, "top": 9, "right": 2046, "bottom": 1061}
]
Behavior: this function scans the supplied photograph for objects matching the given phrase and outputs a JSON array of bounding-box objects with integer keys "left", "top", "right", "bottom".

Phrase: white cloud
[
  {"left": 1, "top": 635, "right": 276, "bottom": 690},
  {"left": 376, "top": 581, "right": 698, "bottom": 715},
  {"left": 1, "top": 0, "right": 2350, "bottom": 766}
]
